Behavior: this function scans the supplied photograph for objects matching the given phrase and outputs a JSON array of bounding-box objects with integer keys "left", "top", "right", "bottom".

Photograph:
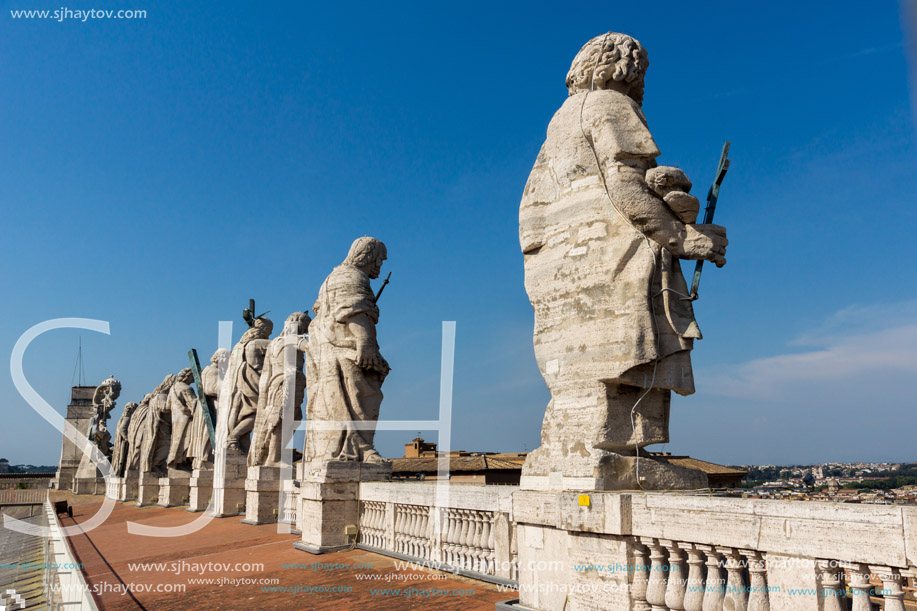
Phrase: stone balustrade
[
  {"left": 356, "top": 481, "right": 517, "bottom": 584},
  {"left": 512, "top": 491, "right": 917, "bottom": 611}
]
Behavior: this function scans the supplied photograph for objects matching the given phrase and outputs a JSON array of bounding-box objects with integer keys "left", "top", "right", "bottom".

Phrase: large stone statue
[
  {"left": 224, "top": 318, "right": 273, "bottom": 452},
  {"left": 189, "top": 348, "right": 229, "bottom": 468},
  {"left": 126, "top": 393, "right": 153, "bottom": 472},
  {"left": 73, "top": 375, "right": 122, "bottom": 491},
  {"left": 141, "top": 374, "right": 176, "bottom": 474},
  {"left": 304, "top": 237, "right": 389, "bottom": 465},
  {"left": 249, "top": 312, "right": 310, "bottom": 468},
  {"left": 111, "top": 401, "right": 138, "bottom": 477},
  {"left": 86, "top": 375, "right": 122, "bottom": 458},
  {"left": 518, "top": 32, "right": 728, "bottom": 490},
  {"left": 166, "top": 368, "right": 197, "bottom": 471}
]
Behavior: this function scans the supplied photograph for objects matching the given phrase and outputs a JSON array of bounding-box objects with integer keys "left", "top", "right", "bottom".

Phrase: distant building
[
  {"left": 404, "top": 436, "right": 438, "bottom": 458},
  {"left": 0, "top": 458, "right": 9, "bottom": 474},
  {"left": 391, "top": 439, "right": 746, "bottom": 488}
]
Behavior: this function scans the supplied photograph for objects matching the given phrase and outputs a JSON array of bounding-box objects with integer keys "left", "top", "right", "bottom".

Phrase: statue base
[
  {"left": 158, "top": 469, "right": 191, "bottom": 507},
  {"left": 187, "top": 467, "right": 213, "bottom": 512},
  {"left": 72, "top": 476, "right": 106, "bottom": 495},
  {"left": 242, "top": 465, "right": 285, "bottom": 525},
  {"left": 520, "top": 450, "right": 707, "bottom": 492},
  {"left": 211, "top": 452, "right": 248, "bottom": 517},
  {"left": 137, "top": 471, "right": 163, "bottom": 506},
  {"left": 119, "top": 473, "right": 139, "bottom": 501},
  {"left": 295, "top": 460, "right": 391, "bottom": 554}
]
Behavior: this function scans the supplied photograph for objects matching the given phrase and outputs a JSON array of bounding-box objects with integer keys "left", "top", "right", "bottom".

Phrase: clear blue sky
[{"left": 2, "top": 1, "right": 915, "bottom": 466}]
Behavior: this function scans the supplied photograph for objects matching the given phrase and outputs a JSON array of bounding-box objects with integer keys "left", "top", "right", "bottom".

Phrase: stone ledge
[{"left": 512, "top": 490, "right": 915, "bottom": 568}]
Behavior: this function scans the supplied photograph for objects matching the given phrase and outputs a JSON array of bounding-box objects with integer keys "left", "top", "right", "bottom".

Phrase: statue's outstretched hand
[{"left": 682, "top": 224, "right": 728, "bottom": 267}]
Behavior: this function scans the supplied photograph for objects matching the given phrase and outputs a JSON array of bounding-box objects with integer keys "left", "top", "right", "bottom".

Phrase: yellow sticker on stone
[{"left": 578, "top": 494, "right": 591, "bottom": 507}]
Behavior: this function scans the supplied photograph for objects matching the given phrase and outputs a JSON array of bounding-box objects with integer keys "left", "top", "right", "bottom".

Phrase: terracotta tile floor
[{"left": 53, "top": 493, "right": 513, "bottom": 610}]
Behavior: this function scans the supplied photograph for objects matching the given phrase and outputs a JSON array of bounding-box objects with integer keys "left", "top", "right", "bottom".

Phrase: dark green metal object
[
  {"left": 375, "top": 272, "right": 392, "bottom": 302},
  {"left": 188, "top": 348, "right": 216, "bottom": 448},
  {"left": 689, "top": 141, "right": 731, "bottom": 301},
  {"left": 242, "top": 298, "right": 270, "bottom": 327}
]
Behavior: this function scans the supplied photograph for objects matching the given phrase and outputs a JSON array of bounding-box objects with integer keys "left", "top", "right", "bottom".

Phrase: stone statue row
[{"left": 107, "top": 236, "right": 391, "bottom": 481}]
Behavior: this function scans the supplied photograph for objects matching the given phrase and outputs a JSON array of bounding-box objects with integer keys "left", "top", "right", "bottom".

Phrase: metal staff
[
  {"left": 689, "top": 141, "right": 731, "bottom": 301},
  {"left": 375, "top": 272, "right": 391, "bottom": 302},
  {"left": 188, "top": 348, "right": 216, "bottom": 448}
]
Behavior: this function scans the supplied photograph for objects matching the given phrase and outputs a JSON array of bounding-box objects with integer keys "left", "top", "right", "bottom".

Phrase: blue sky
[{"left": 2, "top": 1, "right": 915, "bottom": 466}]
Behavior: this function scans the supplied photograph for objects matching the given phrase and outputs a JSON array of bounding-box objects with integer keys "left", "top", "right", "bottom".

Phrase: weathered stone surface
[
  {"left": 296, "top": 460, "right": 391, "bottom": 554},
  {"left": 118, "top": 472, "right": 138, "bottom": 501},
  {"left": 137, "top": 471, "right": 162, "bottom": 506},
  {"left": 222, "top": 318, "right": 272, "bottom": 454},
  {"left": 74, "top": 376, "right": 122, "bottom": 488},
  {"left": 519, "top": 32, "right": 727, "bottom": 491},
  {"left": 110, "top": 401, "right": 137, "bottom": 478},
  {"left": 211, "top": 452, "right": 247, "bottom": 517},
  {"left": 189, "top": 348, "right": 229, "bottom": 469},
  {"left": 135, "top": 375, "right": 177, "bottom": 475},
  {"left": 243, "top": 465, "right": 283, "bottom": 524},
  {"left": 303, "top": 237, "right": 390, "bottom": 465},
  {"left": 213, "top": 318, "right": 272, "bottom": 516},
  {"left": 166, "top": 368, "right": 197, "bottom": 471},
  {"left": 157, "top": 470, "right": 190, "bottom": 507},
  {"left": 53, "top": 385, "right": 97, "bottom": 490},
  {"left": 249, "top": 312, "right": 309, "bottom": 468},
  {"left": 187, "top": 468, "right": 213, "bottom": 512}
]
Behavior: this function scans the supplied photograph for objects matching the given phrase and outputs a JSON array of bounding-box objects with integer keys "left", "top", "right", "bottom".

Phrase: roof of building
[
  {"left": 651, "top": 456, "right": 749, "bottom": 477},
  {"left": 393, "top": 454, "right": 747, "bottom": 477},
  {"left": 392, "top": 456, "right": 525, "bottom": 473}
]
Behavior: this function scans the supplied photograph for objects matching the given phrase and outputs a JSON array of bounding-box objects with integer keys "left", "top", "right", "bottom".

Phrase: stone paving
[{"left": 55, "top": 492, "right": 512, "bottom": 610}]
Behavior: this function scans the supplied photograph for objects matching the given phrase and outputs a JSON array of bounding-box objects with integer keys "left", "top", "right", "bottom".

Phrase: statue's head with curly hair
[
  {"left": 566, "top": 32, "right": 648, "bottom": 105},
  {"left": 344, "top": 236, "right": 387, "bottom": 279}
]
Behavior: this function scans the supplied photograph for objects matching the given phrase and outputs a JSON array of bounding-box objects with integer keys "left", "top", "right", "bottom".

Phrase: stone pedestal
[
  {"left": 521, "top": 452, "right": 707, "bottom": 492},
  {"left": 137, "top": 472, "right": 162, "bottom": 506},
  {"left": 72, "top": 475, "right": 106, "bottom": 495},
  {"left": 158, "top": 469, "right": 191, "bottom": 507},
  {"left": 119, "top": 473, "right": 139, "bottom": 501},
  {"left": 187, "top": 467, "right": 213, "bottom": 512},
  {"left": 293, "top": 460, "right": 391, "bottom": 555},
  {"left": 211, "top": 452, "right": 248, "bottom": 517},
  {"left": 242, "top": 466, "right": 284, "bottom": 525}
]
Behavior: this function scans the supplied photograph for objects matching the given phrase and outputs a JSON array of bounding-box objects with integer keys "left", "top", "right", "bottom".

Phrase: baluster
[
  {"left": 398, "top": 506, "right": 408, "bottom": 553},
  {"left": 818, "top": 560, "right": 845, "bottom": 611},
  {"left": 645, "top": 539, "right": 669, "bottom": 611},
  {"left": 472, "top": 512, "right": 484, "bottom": 572},
  {"left": 683, "top": 544, "right": 706, "bottom": 611},
  {"left": 446, "top": 509, "right": 457, "bottom": 564},
  {"left": 701, "top": 546, "right": 726, "bottom": 611},
  {"left": 418, "top": 506, "right": 427, "bottom": 558},
  {"left": 632, "top": 539, "right": 652, "bottom": 611},
  {"left": 664, "top": 540, "right": 687, "bottom": 611},
  {"left": 723, "top": 549, "right": 748, "bottom": 611},
  {"left": 481, "top": 514, "right": 493, "bottom": 574},
  {"left": 845, "top": 563, "right": 873, "bottom": 611},
  {"left": 873, "top": 567, "right": 906, "bottom": 611},
  {"left": 409, "top": 507, "right": 419, "bottom": 557},
  {"left": 418, "top": 508, "right": 429, "bottom": 560},
  {"left": 458, "top": 510, "right": 471, "bottom": 570},
  {"left": 744, "top": 551, "right": 769, "bottom": 611}
]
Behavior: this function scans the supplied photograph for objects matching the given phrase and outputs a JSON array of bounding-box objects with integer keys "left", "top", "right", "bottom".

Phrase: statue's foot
[
  {"left": 227, "top": 441, "right": 242, "bottom": 453},
  {"left": 362, "top": 450, "right": 388, "bottom": 466}
]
